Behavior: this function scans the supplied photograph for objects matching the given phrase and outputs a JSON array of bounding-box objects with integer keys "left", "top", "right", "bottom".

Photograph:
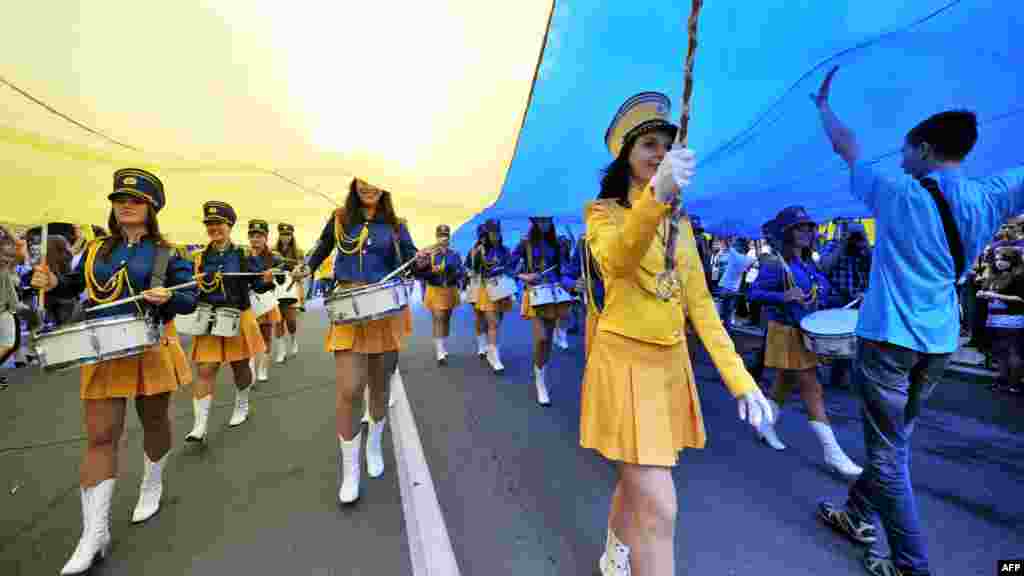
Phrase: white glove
[
  {"left": 651, "top": 147, "right": 697, "bottom": 204},
  {"left": 737, "top": 386, "right": 774, "bottom": 428}
]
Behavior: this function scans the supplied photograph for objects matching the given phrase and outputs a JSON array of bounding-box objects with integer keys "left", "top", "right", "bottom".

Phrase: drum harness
[
  {"left": 194, "top": 244, "right": 251, "bottom": 311},
  {"left": 76, "top": 238, "right": 173, "bottom": 325},
  {"left": 330, "top": 215, "right": 410, "bottom": 293}
]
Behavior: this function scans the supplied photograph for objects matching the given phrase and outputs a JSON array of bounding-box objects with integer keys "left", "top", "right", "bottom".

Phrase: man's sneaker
[{"left": 817, "top": 501, "right": 878, "bottom": 545}]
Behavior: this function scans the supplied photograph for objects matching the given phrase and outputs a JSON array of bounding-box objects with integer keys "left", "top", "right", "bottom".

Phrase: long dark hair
[
  {"left": 526, "top": 220, "right": 561, "bottom": 270},
  {"left": 98, "top": 203, "right": 168, "bottom": 261},
  {"left": 598, "top": 137, "right": 637, "bottom": 207},
  {"left": 782, "top": 226, "right": 815, "bottom": 263},
  {"left": 251, "top": 234, "right": 275, "bottom": 268},
  {"left": 334, "top": 179, "right": 401, "bottom": 234}
]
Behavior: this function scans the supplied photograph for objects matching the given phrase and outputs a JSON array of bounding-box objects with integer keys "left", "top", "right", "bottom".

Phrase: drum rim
[
  {"left": 329, "top": 305, "right": 407, "bottom": 325},
  {"left": 328, "top": 279, "right": 409, "bottom": 299},
  {"left": 800, "top": 309, "right": 859, "bottom": 334},
  {"left": 35, "top": 313, "right": 150, "bottom": 337}
]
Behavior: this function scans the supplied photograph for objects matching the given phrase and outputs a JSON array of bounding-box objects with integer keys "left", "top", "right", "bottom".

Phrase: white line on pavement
[{"left": 390, "top": 368, "right": 461, "bottom": 576}]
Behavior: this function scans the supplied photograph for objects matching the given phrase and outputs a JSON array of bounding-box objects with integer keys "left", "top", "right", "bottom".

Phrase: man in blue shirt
[{"left": 811, "top": 66, "right": 1024, "bottom": 576}]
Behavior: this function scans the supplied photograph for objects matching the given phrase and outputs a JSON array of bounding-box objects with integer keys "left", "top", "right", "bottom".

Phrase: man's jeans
[
  {"left": 718, "top": 290, "right": 740, "bottom": 330},
  {"left": 845, "top": 338, "right": 948, "bottom": 575}
]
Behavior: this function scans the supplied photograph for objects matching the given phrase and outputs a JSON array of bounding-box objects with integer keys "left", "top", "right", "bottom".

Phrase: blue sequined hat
[
  {"left": 110, "top": 168, "right": 165, "bottom": 213},
  {"left": 248, "top": 219, "right": 270, "bottom": 235},
  {"left": 202, "top": 201, "right": 237, "bottom": 226}
]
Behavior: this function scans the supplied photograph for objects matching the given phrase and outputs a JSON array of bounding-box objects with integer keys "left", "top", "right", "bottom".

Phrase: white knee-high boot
[
  {"left": 809, "top": 421, "right": 863, "bottom": 477},
  {"left": 228, "top": 387, "right": 250, "bottom": 427},
  {"left": 338, "top": 432, "right": 362, "bottom": 504},
  {"left": 185, "top": 396, "right": 211, "bottom": 442},
  {"left": 131, "top": 452, "right": 167, "bottom": 523},
  {"left": 599, "top": 528, "right": 631, "bottom": 575},
  {"left": 534, "top": 364, "right": 550, "bottom": 405},
  {"left": 61, "top": 478, "right": 115, "bottom": 575},
  {"left": 366, "top": 416, "right": 386, "bottom": 478}
]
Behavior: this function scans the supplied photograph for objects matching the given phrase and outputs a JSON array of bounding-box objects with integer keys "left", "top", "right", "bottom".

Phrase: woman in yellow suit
[{"left": 579, "top": 93, "right": 773, "bottom": 576}]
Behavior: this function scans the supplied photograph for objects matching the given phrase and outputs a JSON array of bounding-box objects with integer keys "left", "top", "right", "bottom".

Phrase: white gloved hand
[
  {"left": 737, "top": 386, "right": 774, "bottom": 428},
  {"left": 651, "top": 147, "right": 697, "bottom": 204}
]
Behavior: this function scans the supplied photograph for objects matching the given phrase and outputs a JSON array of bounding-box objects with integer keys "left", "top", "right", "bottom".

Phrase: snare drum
[
  {"left": 32, "top": 314, "right": 162, "bottom": 372},
  {"left": 211, "top": 307, "right": 242, "bottom": 337},
  {"left": 325, "top": 279, "right": 411, "bottom": 325},
  {"left": 275, "top": 279, "right": 301, "bottom": 305},
  {"left": 250, "top": 290, "right": 277, "bottom": 318},
  {"left": 176, "top": 303, "right": 214, "bottom": 336},
  {"left": 485, "top": 275, "right": 516, "bottom": 302},
  {"left": 529, "top": 283, "right": 573, "bottom": 307},
  {"left": 799, "top": 309, "right": 859, "bottom": 359}
]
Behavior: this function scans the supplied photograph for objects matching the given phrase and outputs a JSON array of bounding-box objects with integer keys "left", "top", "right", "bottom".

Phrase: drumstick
[
  {"left": 842, "top": 295, "right": 863, "bottom": 309},
  {"left": 978, "top": 291, "right": 1024, "bottom": 302},
  {"left": 380, "top": 256, "right": 420, "bottom": 284},
  {"left": 85, "top": 280, "right": 199, "bottom": 313}
]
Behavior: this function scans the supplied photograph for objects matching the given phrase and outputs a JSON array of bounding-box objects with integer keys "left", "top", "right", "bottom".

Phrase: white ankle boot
[
  {"left": 599, "top": 528, "right": 631, "bottom": 575},
  {"left": 534, "top": 364, "right": 550, "bottom": 405},
  {"left": 810, "top": 421, "right": 863, "bottom": 477},
  {"left": 228, "top": 387, "right": 250, "bottom": 427},
  {"left": 185, "top": 396, "right": 211, "bottom": 442},
  {"left": 131, "top": 453, "right": 167, "bottom": 523},
  {"left": 487, "top": 344, "right": 504, "bottom": 373},
  {"left": 289, "top": 333, "right": 298, "bottom": 357},
  {"left": 338, "top": 432, "right": 362, "bottom": 504},
  {"left": 61, "top": 478, "right": 115, "bottom": 575},
  {"left": 476, "top": 334, "right": 488, "bottom": 357},
  {"left": 366, "top": 417, "right": 386, "bottom": 478},
  {"left": 756, "top": 399, "right": 786, "bottom": 450}
]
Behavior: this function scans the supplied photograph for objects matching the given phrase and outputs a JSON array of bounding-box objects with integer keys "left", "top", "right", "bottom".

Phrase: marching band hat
[
  {"left": 202, "top": 201, "right": 237, "bottom": 226},
  {"left": 110, "top": 168, "right": 165, "bottom": 213},
  {"left": 278, "top": 223, "right": 295, "bottom": 234},
  {"left": 248, "top": 219, "right": 270, "bottom": 235},
  {"left": 605, "top": 92, "right": 679, "bottom": 158},
  {"left": 436, "top": 224, "right": 451, "bottom": 237},
  {"left": 774, "top": 206, "right": 816, "bottom": 232}
]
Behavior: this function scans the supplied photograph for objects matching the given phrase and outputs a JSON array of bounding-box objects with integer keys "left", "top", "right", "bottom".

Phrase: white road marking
[{"left": 390, "top": 368, "right": 461, "bottom": 576}]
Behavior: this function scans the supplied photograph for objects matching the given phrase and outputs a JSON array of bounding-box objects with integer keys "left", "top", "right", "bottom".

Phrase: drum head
[{"left": 800, "top": 309, "right": 858, "bottom": 335}]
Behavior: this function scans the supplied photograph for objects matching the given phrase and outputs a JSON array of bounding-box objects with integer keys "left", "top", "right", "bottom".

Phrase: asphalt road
[{"left": 1, "top": 298, "right": 1021, "bottom": 575}]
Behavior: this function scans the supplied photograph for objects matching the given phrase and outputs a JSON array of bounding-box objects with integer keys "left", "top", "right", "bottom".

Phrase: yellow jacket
[{"left": 584, "top": 185, "right": 755, "bottom": 398}]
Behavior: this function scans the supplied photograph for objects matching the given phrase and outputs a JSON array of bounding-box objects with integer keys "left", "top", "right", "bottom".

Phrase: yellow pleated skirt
[
  {"left": 519, "top": 288, "right": 571, "bottom": 320},
  {"left": 579, "top": 328, "right": 706, "bottom": 467},
  {"left": 190, "top": 309, "right": 266, "bottom": 364},
  {"left": 474, "top": 282, "right": 514, "bottom": 313},
  {"left": 764, "top": 321, "right": 818, "bottom": 371},
  {"left": 424, "top": 285, "right": 460, "bottom": 312},
  {"left": 258, "top": 305, "right": 282, "bottom": 325},
  {"left": 325, "top": 312, "right": 405, "bottom": 354},
  {"left": 81, "top": 321, "right": 192, "bottom": 400}
]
